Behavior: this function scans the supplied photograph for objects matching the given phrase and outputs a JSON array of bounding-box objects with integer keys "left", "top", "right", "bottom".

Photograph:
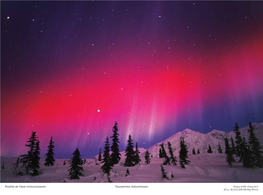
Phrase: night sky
[{"left": 1, "top": 1, "right": 263, "bottom": 158}]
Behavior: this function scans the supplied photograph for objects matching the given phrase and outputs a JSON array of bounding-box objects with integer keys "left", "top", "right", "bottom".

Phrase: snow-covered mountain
[{"left": 147, "top": 123, "right": 263, "bottom": 157}]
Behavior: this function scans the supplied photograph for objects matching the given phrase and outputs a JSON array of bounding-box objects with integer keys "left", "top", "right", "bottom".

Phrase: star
[
  {"left": 97, "top": 109, "right": 100, "bottom": 112},
  {"left": 7, "top": 16, "right": 10, "bottom": 20}
]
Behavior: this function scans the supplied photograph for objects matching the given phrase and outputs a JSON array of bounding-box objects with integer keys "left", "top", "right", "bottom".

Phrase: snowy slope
[
  {"left": 2, "top": 154, "right": 263, "bottom": 183},
  {"left": 147, "top": 123, "right": 263, "bottom": 157},
  {"left": 1, "top": 123, "right": 263, "bottom": 183}
]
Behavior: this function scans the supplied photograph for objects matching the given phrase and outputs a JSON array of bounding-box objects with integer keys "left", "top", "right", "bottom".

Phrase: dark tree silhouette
[
  {"left": 126, "top": 168, "right": 130, "bottom": 176},
  {"left": 68, "top": 148, "right": 84, "bottom": 179},
  {"left": 44, "top": 137, "right": 55, "bottom": 166},
  {"left": 160, "top": 165, "right": 168, "bottom": 180},
  {"left": 63, "top": 161, "right": 66, "bottom": 166},
  {"left": 160, "top": 143, "right": 170, "bottom": 165},
  {"left": 160, "top": 143, "right": 168, "bottom": 158},
  {"left": 207, "top": 145, "right": 213, "bottom": 153},
  {"left": 110, "top": 121, "right": 121, "bottom": 165},
  {"left": 159, "top": 148, "right": 164, "bottom": 158},
  {"left": 124, "top": 135, "right": 136, "bottom": 167},
  {"left": 242, "top": 137, "right": 252, "bottom": 168},
  {"left": 98, "top": 148, "right": 102, "bottom": 161},
  {"left": 168, "top": 142, "right": 177, "bottom": 166},
  {"left": 134, "top": 142, "right": 141, "bottom": 165},
  {"left": 31, "top": 141, "right": 40, "bottom": 175},
  {"left": 225, "top": 138, "right": 234, "bottom": 167},
  {"left": 192, "top": 148, "right": 196, "bottom": 155},
  {"left": 145, "top": 150, "right": 151, "bottom": 164},
  {"left": 179, "top": 137, "right": 190, "bottom": 168},
  {"left": 248, "top": 122, "right": 263, "bottom": 167},
  {"left": 234, "top": 123, "right": 244, "bottom": 162},
  {"left": 230, "top": 137, "right": 236, "bottom": 155},
  {"left": 218, "top": 144, "right": 223, "bottom": 153},
  {"left": 101, "top": 137, "right": 112, "bottom": 176},
  {"left": 163, "top": 156, "right": 170, "bottom": 165},
  {"left": 19, "top": 131, "right": 40, "bottom": 175},
  {"left": 197, "top": 149, "right": 200, "bottom": 154}
]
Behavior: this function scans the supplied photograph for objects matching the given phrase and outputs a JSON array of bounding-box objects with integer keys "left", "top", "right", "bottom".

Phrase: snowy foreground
[{"left": 1, "top": 153, "right": 263, "bottom": 183}]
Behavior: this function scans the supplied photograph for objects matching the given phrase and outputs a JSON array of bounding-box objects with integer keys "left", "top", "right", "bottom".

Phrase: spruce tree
[
  {"left": 160, "top": 143, "right": 167, "bottom": 158},
  {"left": 225, "top": 138, "right": 234, "bottom": 167},
  {"left": 110, "top": 121, "right": 121, "bottom": 165},
  {"left": 159, "top": 148, "right": 163, "bottom": 158},
  {"left": 192, "top": 148, "right": 196, "bottom": 155},
  {"left": 68, "top": 148, "right": 84, "bottom": 179},
  {"left": 98, "top": 148, "right": 102, "bottom": 161},
  {"left": 124, "top": 135, "right": 136, "bottom": 167},
  {"left": 207, "top": 145, "right": 213, "bottom": 153},
  {"left": 44, "top": 137, "right": 55, "bottom": 166},
  {"left": 168, "top": 142, "right": 177, "bottom": 166},
  {"left": 31, "top": 141, "right": 40, "bottom": 175},
  {"left": 218, "top": 144, "right": 223, "bottom": 153},
  {"left": 160, "top": 165, "right": 168, "bottom": 180},
  {"left": 248, "top": 122, "right": 263, "bottom": 167},
  {"left": 134, "top": 142, "right": 141, "bottom": 165},
  {"left": 101, "top": 137, "right": 112, "bottom": 176},
  {"left": 19, "top": 131, "right": 39, "bottom": 175},
  {"left": 197, "top": 149, "right": 200, "bottom": 154},
  {"left": 145, "top": 150, "right": 151, "bottom": 164},
  {"left": 242, "top": 137, "right": 252, "bottom": 168},
  {"left": 179, "top": 137, "right": 190, "bottom": 168},
  {"left": 234, "top": 123, "right": 244, "bottom": 162},
  {"left": 230, "top": 137, "right": 236, "bottom": 154}
]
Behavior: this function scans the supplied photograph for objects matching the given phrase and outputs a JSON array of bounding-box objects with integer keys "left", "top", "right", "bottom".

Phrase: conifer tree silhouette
[
  {"left": 159, "top": 148, "right": 163, "bottom": 158},
  {"left": 31, "top": 141, "right": 40, "bottom": 175},
  {"left": 68, "top": 148, "right": 84, "bottom": 179},
  {"left": 218, "top": 144, "right": 223, "bottom": 153},
  {"left": 197, "top": 148, "right": 200, "bottom": 154},
  {"left": 101, "top": 137, "right": 112, "bottom": 176},
  {"left": 134, "top": 142, "right": 141, "bottom": 165},
  {"left": 225, "top": 138, "right": 234, "bottom": 167},
  {"left": 248, "top": 122, "right": 263, "bottom": 167},
  {"left": 234, "top": 123, "right": 244, "bottom": 162},
  {"left": 124, "top": 135, "right": 136, "bottom": 166},
  {"left": 230, "top": 137, "right": 236, "bottom": 155},
  {"left": 207, "top": 145, "right": 213, "bottom": 153},
  {"left": 192, "top": 148, "right": 196, "bottom": 155},
  {"left": 110, "top": 121, "right": 121, "bottom": 165},
  {"left": 98, "top": 148, "right": 102, "bottom": 161},
  {"left": 44, "top": 137, "right": 55, "bottom": 166},
  {"left": 242, "top": 137, "right": 252, "bottom": 167},
  {"left": 145, "top": 150, "right": 151, "bottom": 164},
  {"left": 160, "top": 143, "right": 167, "bottom": 157},
  {"left": 160, "top": 165, "right": 168, "bottom": 180},
  {"left": 19, "top": 131, "right": 40, "bottom": 175},
  {"left": 168, "top": 142, "right": 177, "bottom": 166},
  {"left": 179, "top": 137, "right": 190, "bottom": 168}
]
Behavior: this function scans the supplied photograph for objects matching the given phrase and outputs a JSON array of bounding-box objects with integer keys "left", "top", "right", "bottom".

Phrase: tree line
[
  {"left": 11, "top": 121, "right": 263, "bottom": 181},
  {"left": 225, "top": 122, "right": 263, "bottom": 168}
]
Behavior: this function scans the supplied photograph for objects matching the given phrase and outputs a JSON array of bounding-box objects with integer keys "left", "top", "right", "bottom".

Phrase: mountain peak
[
  {"left": 208, "top": 129, "right": 226, "bottom": 134},
  {"left": 182, "top": 128, "right": 194, "bottom": 133}
]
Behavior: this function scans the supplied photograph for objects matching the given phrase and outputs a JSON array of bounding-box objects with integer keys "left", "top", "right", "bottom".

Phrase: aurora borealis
[{"left": 1, "top": 1, "right": 263, "bottom": 158}]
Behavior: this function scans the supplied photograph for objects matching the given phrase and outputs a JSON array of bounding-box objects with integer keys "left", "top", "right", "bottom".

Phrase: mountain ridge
[{"left": 147, "top": 123, "right": 263, "bottom": 157}]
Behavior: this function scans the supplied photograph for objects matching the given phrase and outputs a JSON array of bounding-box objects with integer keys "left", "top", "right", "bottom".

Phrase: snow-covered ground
[
  {"left": 1, "top": 153, "right": 263, "bottom": 183},
  {"left": 2, "top": 123, "right": 263, "bottom": 183}
]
